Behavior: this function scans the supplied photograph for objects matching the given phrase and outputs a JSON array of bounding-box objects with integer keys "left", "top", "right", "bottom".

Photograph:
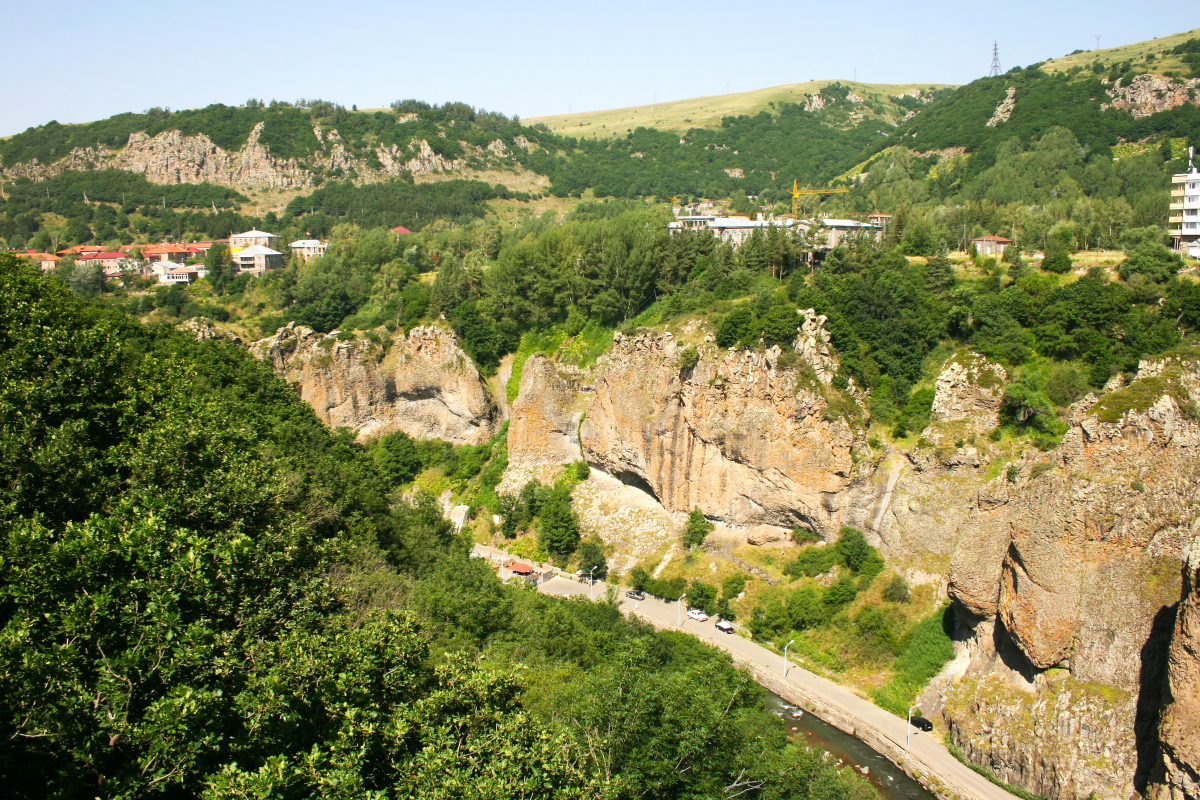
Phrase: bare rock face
[
  {"left": 1151, "top": 535, "right": 1200, "bottom": 800},
  {"left": 987, "top": 87, "right": 1017, "bottom": 126},
  {"left": 500, "top": 354, "right": 589, "bottom": 492},
  {"left": 1102, "top": 75, "right": 1200, "bottom": 118},
  {"left": 579, "top": 330, "right": 861, "bottom": 534},
  {"left": 934, "top": 354, "right": 1200, "bottom": 800},
  {"left": 929, "top": 352, "right": 1006, "bottom": 431},
  {"left": 178, "top": 317, "right": 242, "bottom": 344},
  {"left": 251, "top": 323, "right": 497, "bottom": 444}
]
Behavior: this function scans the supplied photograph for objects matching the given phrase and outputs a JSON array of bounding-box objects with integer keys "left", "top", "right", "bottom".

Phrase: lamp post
[
  {"left": 783, "top": 639, "right": 795, "bottom": 676},
  {"left": 589, "top": 566, "right": 597, "bottom": 601},
  {"left": 677, "top": 594, "right": 687, "bottom": 625},
  {"left": 907, "top": 705, "right": 921, "bottom": 751}
]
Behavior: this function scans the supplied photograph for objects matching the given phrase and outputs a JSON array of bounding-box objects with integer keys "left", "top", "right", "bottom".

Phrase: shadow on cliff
[{"left": 1134, "top": 602, "right": 1178, "bottom": 793}]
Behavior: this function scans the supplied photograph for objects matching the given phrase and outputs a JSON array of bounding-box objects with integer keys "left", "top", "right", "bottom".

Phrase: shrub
[
  {"left": 882, "top": 574, "right": 911, "bottom": 603},
  {"left": 1041, "top": 250, "right": 1072, "bottom": 274},
  {"left": 678, "top": 346, "right": 699, "bottom": 371}
]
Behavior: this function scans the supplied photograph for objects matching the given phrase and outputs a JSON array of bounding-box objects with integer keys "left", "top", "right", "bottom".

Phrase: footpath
[{"left": 472, "top": 544, "right": 1019, "bottom": 800}]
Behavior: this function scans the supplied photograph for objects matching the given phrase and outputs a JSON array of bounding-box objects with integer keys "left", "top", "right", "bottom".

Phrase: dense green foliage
[{"left": 0, "top": 255, "right": 878, "bottom": 800}]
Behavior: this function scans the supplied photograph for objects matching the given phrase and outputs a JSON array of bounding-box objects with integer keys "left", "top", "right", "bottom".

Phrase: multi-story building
[{"left": 1170, "top": 147, "right": 1200, "bottom": 258}]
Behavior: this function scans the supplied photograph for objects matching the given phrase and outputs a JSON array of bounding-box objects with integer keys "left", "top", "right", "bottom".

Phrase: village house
[
  {"left": 229, "top": 229, "right": 280, "bottom": 249},
  {"left": 143, "top": 244, "right": 190, "bottom": 266},
  {"left": 160, "top": 266, "right": 199, "bottom": 284},
  {"left": 19, "top": 251, "right": 61, "bottom": 271},
  {"left": 77, "top": 251, "right": 135, "bottom": 272},
  {"left": 390, "top": 225, "right": 413, "bottom": 238},
  {"left": 972, "top": 235, "right": 1012, "bottom": 257},
  {"left": 289, "top": 239, "right": 328, "bottom": 261},
  {"left": 232, "top": 245, "right": 284, "bottom": 277}
]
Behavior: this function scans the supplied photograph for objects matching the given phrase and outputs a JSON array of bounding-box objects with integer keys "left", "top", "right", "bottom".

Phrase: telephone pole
[{"left": 989, "top": 42, "right": 1001, "bottom": 77}]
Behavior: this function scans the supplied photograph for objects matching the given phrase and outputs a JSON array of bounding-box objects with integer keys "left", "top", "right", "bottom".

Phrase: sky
[{"left": 3, "top": 0, "right": 1196, "bottom": 136}]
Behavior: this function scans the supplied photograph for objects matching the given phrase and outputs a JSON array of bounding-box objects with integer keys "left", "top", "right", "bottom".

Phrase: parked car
[
  {"left": 715, "top": 620, "right": 735, "bottom": 634},
  {"left": 687, "top": 608, "right": 708, "bottom": 621},
  {"left": 626, "top": 590, "right": 646, "bottom": 600},
  {"left": 911, "top": 716, "right": 934, "bottom": 732}
]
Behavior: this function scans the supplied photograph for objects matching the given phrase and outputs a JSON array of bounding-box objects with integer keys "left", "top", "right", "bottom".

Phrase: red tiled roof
[
  {"left": 509, "top": 561, "right": 533, "bottom": 574},
  {"left": 390, "top": 225, "right": 412, "bottom": 235},
  {"left": 78, "top": 252, "right": 128, "bottom": 260}
]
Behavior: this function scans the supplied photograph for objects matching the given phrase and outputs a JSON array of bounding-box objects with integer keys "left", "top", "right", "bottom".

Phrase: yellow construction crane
[{"left": 788, "top": 179, "right": 850, "bottom": 218}]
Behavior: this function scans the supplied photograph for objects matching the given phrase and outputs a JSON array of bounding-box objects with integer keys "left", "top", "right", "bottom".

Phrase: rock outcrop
[
  {"left": 579, "top": 329, "right": 861, "bottom": 534},
  {"left": 251, "top": 323, "right": 497, "bottom": 445},
  {"left": 178, "top": 317, "right": 242, "bottom": 344},
  {"left": 1102, "top": 75, "right": 1200, "bottom": 119},
  {"left": 919, "top": 354, "right": 1200, "bottom": 800},
  {"left": 1151, "top": 535, "right": 1200, "bottom": 800},
  {"left": 500, "top": 354, "right": 589, "bottom": 491},
  {"left": 929, "top": 352, "right": 1006, "bottom": 431},
  {"left": 987, "top": 87, "right": 1017, "bottom": 126}
]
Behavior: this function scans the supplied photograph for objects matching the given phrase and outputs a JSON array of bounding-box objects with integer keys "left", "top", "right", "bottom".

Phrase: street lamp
[
  {"left": 589, "top": 566, "right": 597, "bottom": 601},
  {"left": 907, "top": 705, "right": 921, "bottom": 751},
  {"left": 783, "top": 639, "right": 795, "bottom": 676},
  {"left": 677, "top": 593, "right": 687, "bottom": 625}
]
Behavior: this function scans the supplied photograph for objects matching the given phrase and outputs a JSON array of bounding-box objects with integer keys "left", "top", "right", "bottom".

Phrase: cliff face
[
  {"left": 251, "top": 323, "right": 497, "bottom": 445},
  {"left": 579, "top": 326, "right": 860, "bottom": 536},
  {"left": 1152, "top": 537, "right": 1200, "bottom": 800},
  {"left": 914, "top": 354, "right": 1200, "bottom": 800},
  {"left": 1, "top": 122, "right": 509, "bottom": 189}
]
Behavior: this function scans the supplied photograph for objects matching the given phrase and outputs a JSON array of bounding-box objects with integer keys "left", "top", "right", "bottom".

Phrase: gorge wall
[
  {"left": 248, "top": 314, "right": 1200, "bottom": 800},
  {"left": 250, "top": 322, "right": 498, "bottom": 445}
]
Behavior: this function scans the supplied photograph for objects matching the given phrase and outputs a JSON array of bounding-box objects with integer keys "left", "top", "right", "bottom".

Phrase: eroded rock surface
[
  {"left": 579, "top": 329, "right": 861, "bottom": 534},
  {"left": 1151, "top": 535, "right": 1200, "bottom": 800},
  {"left": 1103, "top": 75, "right": 1200, "bottom": 118},
  {"left": 251, "top": 323, "right": 497, "bottom": 444}
]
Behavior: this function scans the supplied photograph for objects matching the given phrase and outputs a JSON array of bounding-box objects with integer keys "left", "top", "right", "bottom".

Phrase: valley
[{"left": 4, "top": 23, "right": 1200, "bottom": 800}]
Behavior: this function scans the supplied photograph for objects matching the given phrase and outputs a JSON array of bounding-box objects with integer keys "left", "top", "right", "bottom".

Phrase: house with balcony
[
  {"left": 229, "top": 229, "right": 280, "bottom": 250},
  {"left": 232, "top": 245, "right": 284, "bottom": 277},
  {"left": 1170, "top": 147, "right": 1200, "bottom": 258},
  {"left": 290, "top": 239, "right": 328, "bottom": 261}
]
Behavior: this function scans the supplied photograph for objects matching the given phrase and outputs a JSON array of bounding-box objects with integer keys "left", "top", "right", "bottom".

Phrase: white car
[{"left": 687, "top": 607, "right": 708, "bottom": 621}]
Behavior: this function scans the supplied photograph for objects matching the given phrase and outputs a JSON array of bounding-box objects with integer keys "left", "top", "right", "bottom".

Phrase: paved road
[{"left": 534, "top": 573, "right": 1019, "bottom": 800}]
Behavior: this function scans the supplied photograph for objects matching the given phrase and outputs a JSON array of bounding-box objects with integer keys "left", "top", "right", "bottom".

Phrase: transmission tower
[{"left": 989, "top": 42, "right": 1001, "bottom": 76}]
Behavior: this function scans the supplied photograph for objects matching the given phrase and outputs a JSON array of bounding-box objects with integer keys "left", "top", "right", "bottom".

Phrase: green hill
[{"left": 525, "top": 79, "right": 956, "bottom": 139}]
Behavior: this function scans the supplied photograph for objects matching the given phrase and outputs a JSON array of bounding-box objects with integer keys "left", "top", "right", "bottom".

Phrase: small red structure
[
  {"left": 390, "top": 225, "right": 412, "bottom": 237},
  {"left": 508, "top": 561, "right": 534, "bottom": 575}
]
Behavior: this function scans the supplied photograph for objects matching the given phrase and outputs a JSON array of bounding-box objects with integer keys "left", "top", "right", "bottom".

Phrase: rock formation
[
  {"left": 1102, "top": 75, "right": 1200, "bottom": 119},
  {"left": 578, "top": 326, "right": 861, "bottom": 534},
  {"left": 913, "top": 354, "right": 1200, "bottom": 800},
  {"left": 1151, "top": 535, "right": 1200, "bottom": 800},
  {"left": 928, "top": 352, "right": 1007, "bottom": 431},
  {"left": 987, "top": 87, "right": 1017, "bottom": 127},
  {"left": 250, "top": 323, "right": 497, "bottom": 445},
  {"left": 178, "top": 317, "right": 243, "bottom": 344}
]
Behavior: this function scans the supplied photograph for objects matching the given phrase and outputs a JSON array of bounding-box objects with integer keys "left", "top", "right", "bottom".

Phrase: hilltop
[{"left": 524, "top": 79, "right": 956, "bottom": 139}]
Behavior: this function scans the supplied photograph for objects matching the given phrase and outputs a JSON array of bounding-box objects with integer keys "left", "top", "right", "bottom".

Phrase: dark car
[
  {"left": 910, "top": 716, "right": 934, "bottom": 732},
  {"left": 625, "top": 590, "right": 646, "bottom": 600},
  {"left": 715, "top": 620, "right": 735, "bottom": 634}
]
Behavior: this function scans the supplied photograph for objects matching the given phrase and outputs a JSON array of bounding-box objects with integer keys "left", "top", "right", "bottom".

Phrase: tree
[
  {"left": 682, "top": 507, "right": 712, "bottom": 549},
  {"left": 629, "top": 566, "right": 649, "bottom": 592},
  {"left": 686, "top": 580, "right": 718, "bottom": 614},
  {"left": 537, "top": 482, "right": 579, "bottom": 556},
  {"left": 205, "top": 242, "right": 233, "bottom": 294},
  {"left": 759, "top": 304, "right": 800, "bottom": 348},
  {"left": 576, "top": 538, "right": 608, "bottom": 581},
  {"left": 882, "top": 574, "right": 911, "bottom": 603}
]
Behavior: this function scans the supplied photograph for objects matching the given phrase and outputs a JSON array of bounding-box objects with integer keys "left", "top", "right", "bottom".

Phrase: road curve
[{"left": 477, "top": 550, "right": 1020, "bottom": 800}]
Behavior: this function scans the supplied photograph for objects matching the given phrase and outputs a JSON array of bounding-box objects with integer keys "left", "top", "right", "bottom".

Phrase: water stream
[{"left": 764, "top": 692, "right": 934, "bottom": 800}]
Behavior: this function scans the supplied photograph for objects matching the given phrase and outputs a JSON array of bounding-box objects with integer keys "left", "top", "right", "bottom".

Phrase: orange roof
[
  {"left": 78, "top": 252, "right": 128, "bottom": 260},
  {"left": 20, "top": 252, "right": 59, "bottom": 261}
]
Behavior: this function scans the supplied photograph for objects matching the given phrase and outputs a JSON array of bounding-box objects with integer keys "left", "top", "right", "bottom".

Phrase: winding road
[{"left": 475, "top": 544, "right": 1019, "bottom": 800}]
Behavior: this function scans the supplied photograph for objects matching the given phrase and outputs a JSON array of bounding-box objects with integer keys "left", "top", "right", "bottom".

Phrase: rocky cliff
[
  {"left": 1151, "top": 536, "right": 1200, "bottom": 800},
  {"left": 250, "top": 322, "right": 497, "bottom": 444},
  {"left": 1, "top": 122, "right": 507, "bottom": 189},
  {"left": 908, "top": 353, "right": 1200, "bottom": 800},
  {"left": 1102, "top": 75, "right": 1200, "bottom": 119}
]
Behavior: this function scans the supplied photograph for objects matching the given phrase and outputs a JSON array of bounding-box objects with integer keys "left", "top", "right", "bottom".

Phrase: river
[{"left": 764, "top": 692, "right": 934, "bottom": 800}]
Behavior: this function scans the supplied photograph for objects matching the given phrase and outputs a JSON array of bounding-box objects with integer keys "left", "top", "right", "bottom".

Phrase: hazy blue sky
[{"left": 3, "top": 1, "right": 1196, "bottom": 135}]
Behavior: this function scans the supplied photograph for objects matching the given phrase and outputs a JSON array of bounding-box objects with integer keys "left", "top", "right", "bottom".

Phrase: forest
[{"left": 0, "top": 254, "right": 879, "bottom": 800}]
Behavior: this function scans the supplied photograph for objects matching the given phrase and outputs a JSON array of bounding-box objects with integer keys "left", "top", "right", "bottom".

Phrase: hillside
[
  {"left": 525, "top": 79, "right": 956, "bottom": 139},
  {"left": 1040, "top": 27, "right": 1200, "bottom": 76}
]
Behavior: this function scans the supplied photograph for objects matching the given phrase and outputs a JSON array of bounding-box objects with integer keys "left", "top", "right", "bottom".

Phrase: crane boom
[{"left": 788, "top": 179, "right": 849, "bottom": 217}]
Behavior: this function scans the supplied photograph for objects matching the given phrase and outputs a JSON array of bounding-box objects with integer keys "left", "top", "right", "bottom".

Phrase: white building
[
  {"left": 229, "top": 229, "right": 280, "bottom": 250},
  {"left": 668, "top": 214, "right": 879, "bottom": 249},
  {"left": 290, "top": 239, "right": 328, "bottom": 261},
  {"left": 232, "top": 245, "right": 284, "bottom": 277},
  {"left": 1170, "top": 147, "right": 1200, "bottom": 257},
  {"left": 160, "top": 266, "right": 199, "bottom": 284}
]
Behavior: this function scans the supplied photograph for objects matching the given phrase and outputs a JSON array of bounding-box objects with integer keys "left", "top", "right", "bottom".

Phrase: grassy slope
[
  {"left": 1039, "top": 27, "right": 1200, "bottom": 75},
  {"left": 525, "top": 80, "right": 957, "bottom": 139}
]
